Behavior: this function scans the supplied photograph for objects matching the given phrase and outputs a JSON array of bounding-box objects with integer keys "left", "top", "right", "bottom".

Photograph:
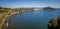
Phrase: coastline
[
  {"left": 0, "top": 11, "right": 20, "bottom": 29},
  {"left": 0, "top": 10, "right": 33, "bottom": 29}
]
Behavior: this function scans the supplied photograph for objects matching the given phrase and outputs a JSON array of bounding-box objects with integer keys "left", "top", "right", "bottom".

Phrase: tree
[
  {"left": 0, "top": 7, "right": 2, "bottom": 10},
  {"left": 48, "top": 18, "right": 58, "bottom": 29},
  {"left": 57, "top": 16, "right": 60, "bottom": 25}
]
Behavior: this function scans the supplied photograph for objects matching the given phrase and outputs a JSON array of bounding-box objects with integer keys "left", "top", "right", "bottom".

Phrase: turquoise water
[{"left": 8, "top": 8, "right": 60, "bottom": 29}]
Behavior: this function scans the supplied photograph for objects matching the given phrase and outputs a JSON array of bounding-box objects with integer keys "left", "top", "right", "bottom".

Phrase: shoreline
[
  {"left": 0, "top": 10, "right": 33, "bottom": 29},
  {"left": 0, "top": 11, "right": 20, "bottom": 29}
]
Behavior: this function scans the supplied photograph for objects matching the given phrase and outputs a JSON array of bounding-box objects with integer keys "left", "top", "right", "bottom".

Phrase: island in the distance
[{"left": 43, "top": 7, "right": 54, "bottom": 10}]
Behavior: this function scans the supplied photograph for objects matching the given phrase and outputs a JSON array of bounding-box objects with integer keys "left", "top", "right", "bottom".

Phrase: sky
[{"left": 0, "top": 0, "right": 60, "bottom": 8}]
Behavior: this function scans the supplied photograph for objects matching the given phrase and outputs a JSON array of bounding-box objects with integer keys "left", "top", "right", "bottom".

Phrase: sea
[{"left": 8, "top": 8, "right": 60, "bottom": 29}]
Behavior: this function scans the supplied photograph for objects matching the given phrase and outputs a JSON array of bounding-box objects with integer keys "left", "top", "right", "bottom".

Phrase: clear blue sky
[{"left": 0, "top": 0, "right": 60, "bottom": 8}]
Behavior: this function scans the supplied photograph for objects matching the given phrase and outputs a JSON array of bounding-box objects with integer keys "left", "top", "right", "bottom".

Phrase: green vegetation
[
  {"left": 0, "top": 7, "right": 22, "bottom": 29},
  {"left": 0, "top": 7, "right": 16, "bottom": 24},
  {"left": 0, "top": 7, "right": 33, "bottom": 24},
  {"left": 48, "top": 16, "right": 60, "bottom": 29},
  {"left": 43, "top": 7, "right": 53, "bottom": 10}
]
